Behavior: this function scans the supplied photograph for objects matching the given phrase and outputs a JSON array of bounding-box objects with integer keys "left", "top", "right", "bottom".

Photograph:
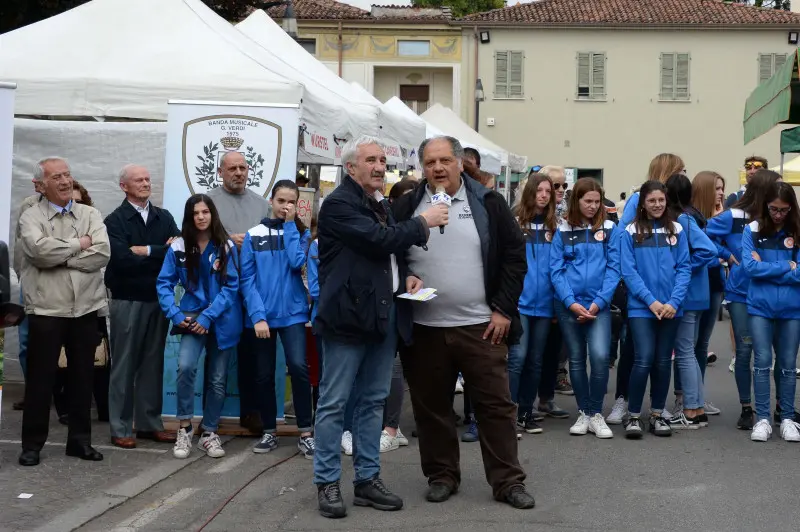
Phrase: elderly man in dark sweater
[{"left": 105, "top": 164, "right": 180, "bottom": 449}]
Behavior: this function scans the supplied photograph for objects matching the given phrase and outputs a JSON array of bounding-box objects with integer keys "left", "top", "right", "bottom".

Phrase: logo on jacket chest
[{"left": 458, "top": 203, "right": 472, "bottom": 220}]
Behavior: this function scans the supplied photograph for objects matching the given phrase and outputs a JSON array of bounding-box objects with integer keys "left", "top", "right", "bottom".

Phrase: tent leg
[{"left": 781, "top": 154, "right": 785, "bottom": 175}]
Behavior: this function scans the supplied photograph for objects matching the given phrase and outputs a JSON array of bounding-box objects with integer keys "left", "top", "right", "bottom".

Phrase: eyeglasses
[
  {"left": 552, "top": 183, "right": 567, "bottom": 190},
  {"left": 745, "top": 162, "right": 765, "bottom": 170},
  {"left": 768, "top": 205, "right": 791, "bottom": 216}
]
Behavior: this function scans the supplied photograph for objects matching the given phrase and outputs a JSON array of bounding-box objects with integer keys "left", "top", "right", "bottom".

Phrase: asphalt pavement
[{"left": 2, "top": 316, "right": 800, "bottom": 532}]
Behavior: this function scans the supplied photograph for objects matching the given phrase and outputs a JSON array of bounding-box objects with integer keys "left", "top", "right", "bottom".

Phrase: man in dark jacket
[
  {"left": 105, "top": 164, "right": 180, "bottom": 449},
  {"left": 312, "top": 136, "right": 448, "bottom": 519},
  {"left": 393, "top": 136, "right": 535, "bottom": 510}
]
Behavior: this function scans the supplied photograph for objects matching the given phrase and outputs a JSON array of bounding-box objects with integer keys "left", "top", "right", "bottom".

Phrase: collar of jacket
[{"left": 121, "top": 198, "right": 159, "bottom": 221}]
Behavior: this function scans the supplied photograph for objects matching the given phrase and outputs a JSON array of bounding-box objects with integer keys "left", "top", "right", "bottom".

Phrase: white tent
[
  {"left": 383, "top": 97, "right": 504, "bottom": 174},
  {"left": 0, "top": 0, "right": 304, "bottom": 119},
  {"left": 348, "top": 82, "right": 426, "bottom": 156},
  {"left": 421, "top": 104, "right": 528, "bottom": 173}
]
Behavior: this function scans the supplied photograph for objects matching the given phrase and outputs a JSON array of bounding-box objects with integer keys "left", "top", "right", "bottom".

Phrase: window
[
  {"left": 494, "top": 50, "right": 524, "bottom": 99},
  {"left": 297, "top": 38, "right": 316, "bottom": 55},
  {"left": 576, "top": 52, "right": 606, "bottom": 100},
  {"left": 660, "top": 53, "right": 690, "bottom": 101},
  {"left": 400, "top": 85, "right": 430, "bottom": 114},
  {"left": 759, "top": 53, "right": 788, "bottom": 83},
  {"left": 398, "top": 40, "right": 430, "bottom": 57}
]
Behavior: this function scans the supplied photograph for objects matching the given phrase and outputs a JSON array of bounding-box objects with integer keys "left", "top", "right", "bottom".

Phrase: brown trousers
[{"left": 400, "top": 323, "right": 526, "bottom": 499}]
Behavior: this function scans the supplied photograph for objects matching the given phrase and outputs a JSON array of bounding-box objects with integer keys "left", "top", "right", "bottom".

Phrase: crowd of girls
[{"left": 511, "top": 154, "right": 800, "bottom": 441}]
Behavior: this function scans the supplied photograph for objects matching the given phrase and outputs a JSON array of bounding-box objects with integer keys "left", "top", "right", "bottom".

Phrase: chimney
[{"left": 441, "top": 5, "right": 452, "bottom": 18}]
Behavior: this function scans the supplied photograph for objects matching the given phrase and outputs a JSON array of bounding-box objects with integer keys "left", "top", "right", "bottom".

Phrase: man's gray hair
[
  {"left": 34, "top": 156, "right": 69, "bottom": 180},
  {"left": 118, "top": 163, "right": 142, "bottom": 183},
  {"left": 340, "top": 135, "right": 385, "bottom": 166},
  {"left": 219, "top": 150, "right": 247, "bottom": 168},
  {"left": 418, "top": 136, "right": 465, "bottom": 164}
]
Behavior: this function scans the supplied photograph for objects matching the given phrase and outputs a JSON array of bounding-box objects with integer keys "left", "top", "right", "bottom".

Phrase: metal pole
[{"left": 475, "top": 100, "right": 480, "bottom": 133}]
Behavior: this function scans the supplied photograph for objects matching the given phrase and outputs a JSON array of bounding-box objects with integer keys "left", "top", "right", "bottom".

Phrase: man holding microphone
[{"left": 393, "top": 136, "right": 534, "bottom": 509}]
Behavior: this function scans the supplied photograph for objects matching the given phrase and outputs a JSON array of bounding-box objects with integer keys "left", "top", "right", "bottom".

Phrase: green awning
[
  {"left": 743, "top": 49, "right": 800, "bottom": 144},
  {"left": 781, "top": 126, "right": 800, "bottom": 153}
]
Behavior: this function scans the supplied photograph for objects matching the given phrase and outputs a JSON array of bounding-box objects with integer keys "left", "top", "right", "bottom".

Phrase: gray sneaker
[
  {"left": 704, "top": 402, "right": 721, "bottom": 415},
  {"left": 624, "top": 416, "right": 643, "bottom": 439},
  {"left": 253, "top": 432, "right": 278, "bottom": 454},
  {"left": 298, "top": 436, "right": 316, "bottom": 459},
  {"left": 649, "top": 415, "right": 672, "bottom": 437}
]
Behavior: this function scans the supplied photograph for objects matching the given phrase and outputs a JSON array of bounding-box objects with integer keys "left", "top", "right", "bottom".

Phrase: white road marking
[
  {"left": 207, "top": 449, "right": 250, "bottom": 474},
  {"left": 110, "top": 487, "right": 197, "bottom": 531},
  {"left": 0, "top": 439, "right": 167, "bottom": 454}
]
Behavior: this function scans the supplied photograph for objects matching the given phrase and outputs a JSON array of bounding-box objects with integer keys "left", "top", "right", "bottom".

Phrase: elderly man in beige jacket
[{"left": 16, "top": 156, "right": 111, "bottom": 467}]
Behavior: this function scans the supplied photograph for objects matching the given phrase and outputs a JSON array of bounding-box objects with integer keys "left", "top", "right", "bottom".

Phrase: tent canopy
[
  {"left": 383, "top": 97, "right": 504, "bottom": 174},
  {"left": 348, "top": 82, "right": 426, "bottom": 151},
  {"left": 743, "top": 49, "right": 800, "bottom": 144},
  {"left": 421, "top": 104, "right": 528, "bottom": 172},
  {"left": 234, "top": 10, "right": 379, "bottom": 144},
  {"left": 781, "top": 125, "right": 800, "bottom": 154},
  {"left": 0, "top": 0, "right": 302, "bottom": 120}
]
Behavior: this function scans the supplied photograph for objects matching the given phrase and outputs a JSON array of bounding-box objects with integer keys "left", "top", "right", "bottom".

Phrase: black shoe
[
  {"left": 13, "top": 400, "right": 24, "bottom": 411},
  {"left": 425, "top": 482, "right": 455, "bottom": 503},
  {"left": 65, "top": 444, "right": 103, "bottom": 461},
  {"left": 697, "top": 414, "right": 709, "bottom": 427},
  {"left": 738, "top": 407, "right": 755, "bottom": 430},
  {"left": 318, "top": 481, "right": 347, "bottom": 519},
  {"left": 58, "top": 414, "right": 69, "bottom": 426},
  {"left": 18, "top": 449, "right": 40, "bottom": 466},
  {"left": 504, "top": 484, "right": 536, "bottom": 509},
  {"left": 519, "top": 414, "right": 543, "bottom": 434},
  {"left": 353, "top": 477, "right": 403, "bottom": 511}
]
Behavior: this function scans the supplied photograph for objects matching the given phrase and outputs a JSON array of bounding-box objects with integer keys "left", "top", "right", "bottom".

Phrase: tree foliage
[
  {"left": 0, "top": 0, "right": 259, "bottom": 34},
  {"left": 412, "top": 0, "right": 505, "bottom": 18}
]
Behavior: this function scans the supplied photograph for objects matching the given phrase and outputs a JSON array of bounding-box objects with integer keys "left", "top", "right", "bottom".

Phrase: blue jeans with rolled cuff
[
  {"left": 751, "top": 315, "right": 800, "bottom": 422},
  {"left": 176, "top": 333, "right": 233, "bottom": 432},
  {"left": 508, "top": 314, "right": 551, "bottom": 416},
  {"left": 672, "top": 310, "right": 705, "bottom": 410},
  {"left": 628, "top": 318, "right": 680, "bottom": 416}
]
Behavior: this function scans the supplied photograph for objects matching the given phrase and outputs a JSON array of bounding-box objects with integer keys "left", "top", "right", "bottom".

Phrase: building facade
[
  {"left": 457, "top": 0, "right": 800, "bottom": 195},
  {"left": 268, "top": 0, "right": 463, "bottom": 116}
]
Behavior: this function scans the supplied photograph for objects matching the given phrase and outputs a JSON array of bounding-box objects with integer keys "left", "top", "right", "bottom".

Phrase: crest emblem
[
  {"left": 594, "top": 230, "right": 605, "bottom": 242},
  {"left": 668, "top": 235, "right": 678, "bottom": 246},
  {"left": 463, "top": 204, "right": 471, "bottom": 214},
  {"left": 544, "top": 231, "right": 552, "bottom": 242},
  {"left": 182, "top": 114, "right": 283, "bottom": 198},
  {"left": 785, "top": 237, "right": 795, "bottom": 249}
]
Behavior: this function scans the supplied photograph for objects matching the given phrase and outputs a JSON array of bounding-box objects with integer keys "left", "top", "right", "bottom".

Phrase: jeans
[
  {"left": 538, "top": 321, "right": 562, "bottom": 402},
  {"left": 729, "top": 302, "right": 755, "bottom": 404},
  {"left": 695, "top": 292, "right": 723, "bottom": 381},
  {"left": 383, "top": 356, "right": 404, "bottom": 429},
  {"left": 672, "top": 310, "right": 705, "bottom": 410},
  {"left": 614, "top": 321, "right": 635, "bottom": 399},
  {"left": 18, "top": 287, "right": 28, "bottom": 378},
  {"left": 628, "top": 318, "right": 680, "bottom": 415},
  {"left": 751, "top": 316, "right": 800, "bottom": 422},
  {"left": 557, "top": 304, "right": 611, "bottom": 416},
  {"left": 253, "top": 323, "right": 312, "bottom": 433},
  {"left": 176, "top": 333, "right": 233, "bottom": 432},
  {"left": 313, "top": 306, "right": 397, "bottom": 485},
  {"left": 508, "top": 314, "right": 551, "bottom": 416}
]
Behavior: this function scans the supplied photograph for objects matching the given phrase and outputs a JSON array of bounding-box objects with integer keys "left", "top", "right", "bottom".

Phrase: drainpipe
[
  {"left": 338, "top": 22, "right": 343, "bottom": 77},
  {"left": 474, "top": 25, "right": 479, "bottom": 127}
]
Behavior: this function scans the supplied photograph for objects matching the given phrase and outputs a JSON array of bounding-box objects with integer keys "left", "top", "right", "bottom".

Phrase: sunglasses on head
[
  {"left": 745, "top": 161, "right": 764, "bottom": 170},
  {"left": 552, "top": 183, "right": 567, "bottom": 190}
]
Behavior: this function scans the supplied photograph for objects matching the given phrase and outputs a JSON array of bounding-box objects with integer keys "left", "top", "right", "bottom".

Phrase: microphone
[{"left": 431, "top": 185, "right": 452, "bottom": 234}]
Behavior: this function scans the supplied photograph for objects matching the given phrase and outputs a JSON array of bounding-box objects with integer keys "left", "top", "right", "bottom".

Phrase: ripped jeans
[
  {"left": 750, "top": 315, "right": 800, "bottom": 422},
  {"left": 729, "top": 302, "right": 756, "bottom": 404}
]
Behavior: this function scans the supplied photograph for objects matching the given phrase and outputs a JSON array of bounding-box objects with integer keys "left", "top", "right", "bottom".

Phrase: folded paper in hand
[{"left": 397, "top": 288, "right": 438, "bottom": 302}]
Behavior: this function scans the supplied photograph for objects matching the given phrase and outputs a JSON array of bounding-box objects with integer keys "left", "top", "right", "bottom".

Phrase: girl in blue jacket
[
  {"left": 240, "top": 180, "right": 314, "bottom": 458},
  {"left": 157, "top": 194, "right": 242, "bottom": 460},
  {"left": 665, "top": 174, "right": 719, "bottom": 429},
  {"left": 551, "top": 178, "right": 621, "bottom": 439},
  {"left": 620, "top": 153, "right": 686, "bottom": 226},
  {"left": 621, "top": 180, "right": 691, "bottom": 439},
  {"left": 509, "top": 173, "right": 564, "bottom": 435},
  {"left": 706, "top": 170, "right": 781, "bottom": 430},
  {"left": 742, "top": 182, "right": 800, "bottom": 443}
]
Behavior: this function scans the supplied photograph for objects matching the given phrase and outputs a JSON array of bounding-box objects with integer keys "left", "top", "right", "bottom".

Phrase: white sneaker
[
  {"left": 588, "top": 413, "right": 614, "bottom": 438},
  {"left": 780, "top": 419, "right": 800, "bottom": 442},
  {"left": 704, "top": 402, "right": 721, "bottom": 415},
  {"left": 379, "top": 430, "right": 400, "bottom": 453},
  {"left": 606, "top": 397, "right": 627, "bottom": 425},
  {"left": 751, "top": 419, "right": 772, "bottom": 442},
  {"left": 198, "top": 431, "right": 225, "bottom": 458},
  {"left": 395, "top": 428, "right": 409, "bottom": 446},
  {"left": 661, "top": 407, "right": 673, "bottom": 421},
  {"left": 569, "top": 411, "right": 590, "bottom": 435},
  {"left": 341, "top": 430, "right": 353, "bottom": 456},
  {"left": 455, "top": 374, "right": 464, "bottom": 394},
  {"left": 173, "top": 426, "right": 193, "bottom": 459},
  {"left": 729, "top": 356, "right": 736, "bottom": 373}
]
